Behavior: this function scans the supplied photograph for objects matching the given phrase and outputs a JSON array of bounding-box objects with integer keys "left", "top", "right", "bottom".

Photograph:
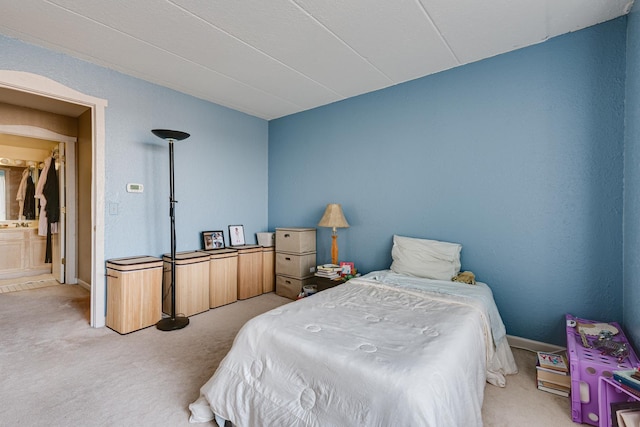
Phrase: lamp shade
[
  {"left": 318, "top": 204, "right": 349, "bottom": 229},
  {"left": 151, "top": 129, "right": 190, "bottom": 141}
]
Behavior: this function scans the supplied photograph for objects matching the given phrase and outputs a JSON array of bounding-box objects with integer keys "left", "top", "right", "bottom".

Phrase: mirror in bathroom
[
  {"left": 0, "top": 134, "right": 58, "bottom": 222},
  {"left": 0, "top": 162, "right": 39, "bottom": 221}
]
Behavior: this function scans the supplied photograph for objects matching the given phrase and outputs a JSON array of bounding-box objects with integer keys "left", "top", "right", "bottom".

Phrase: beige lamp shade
[{"left": 317, "top": 204, "right": 350, "bottom": 230}]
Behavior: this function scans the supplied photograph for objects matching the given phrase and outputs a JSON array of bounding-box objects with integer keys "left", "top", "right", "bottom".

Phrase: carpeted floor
[
  {"left": 0, "top": 285, "right": 578, "bottom": 426},
  {"left": 482, "top": 348, "right": 576, "bottom": 427}
]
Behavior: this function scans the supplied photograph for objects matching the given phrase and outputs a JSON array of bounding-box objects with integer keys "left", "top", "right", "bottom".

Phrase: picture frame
[
  {"left": 228, "top": 225, "right": 245, "bottom": 246},
  {"left": 202, "top": 230, "right": 225, "bottom": 250},
  {"left": 339, "top": 261, "right": 355, "bottom": 276}
]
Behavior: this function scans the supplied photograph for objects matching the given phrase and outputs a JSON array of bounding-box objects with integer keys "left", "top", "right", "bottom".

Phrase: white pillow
[{"left": 390, "top": 235, "right": 462, "bottom": 280}]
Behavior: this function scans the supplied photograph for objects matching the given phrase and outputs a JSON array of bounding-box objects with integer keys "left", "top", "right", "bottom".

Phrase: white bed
[{"left": 189, "top": 269, "right": 517, "bottom": 426}]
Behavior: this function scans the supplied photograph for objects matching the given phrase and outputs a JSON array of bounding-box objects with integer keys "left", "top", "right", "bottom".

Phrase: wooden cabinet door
[
  {"left": 237, "top": 247, "right": 263, "bottom": 300},
  {"left": 262, "top": 247, "right": 275, "bottom": 293},
  {"left": 210, "top": 254, "right": 238, "bottom": 307}
]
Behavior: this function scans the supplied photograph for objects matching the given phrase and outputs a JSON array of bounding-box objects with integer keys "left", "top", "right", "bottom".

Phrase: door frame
[
  {"left": 53, "top": 141, "right": 68, "bottom": 284},
  {"left": 0, "top": 70, "right": 108, "bottom": 328}
]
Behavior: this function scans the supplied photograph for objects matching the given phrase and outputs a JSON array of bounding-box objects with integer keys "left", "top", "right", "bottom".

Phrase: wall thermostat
[{"left": 127, "top": 183, "right": 144, "bottom": 193}]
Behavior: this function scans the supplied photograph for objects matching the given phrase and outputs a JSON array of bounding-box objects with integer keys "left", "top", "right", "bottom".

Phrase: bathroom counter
[{"left": 0, "top": 227, "right": 51, "bottom": 279}]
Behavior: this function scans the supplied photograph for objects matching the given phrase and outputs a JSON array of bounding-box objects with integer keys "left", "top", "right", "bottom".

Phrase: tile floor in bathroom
[{"left": 0, "top": 273, "right": 59, "bottom": 293}]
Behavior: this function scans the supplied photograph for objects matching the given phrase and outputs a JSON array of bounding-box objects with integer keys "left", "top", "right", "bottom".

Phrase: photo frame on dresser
[
  {"left": 229, "top": 225, "right": 245, "bottom": 246},
  {"left": 202, "top": 230, "right": 225, "bottom": 250}
]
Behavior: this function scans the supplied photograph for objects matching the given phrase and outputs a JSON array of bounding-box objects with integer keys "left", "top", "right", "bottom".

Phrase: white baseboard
[
  {"left": 507, "top": 335, "right": 565, "bottom": 353},
  {"left": 77, "top": 279, "right": 90, "bottom": 291}
]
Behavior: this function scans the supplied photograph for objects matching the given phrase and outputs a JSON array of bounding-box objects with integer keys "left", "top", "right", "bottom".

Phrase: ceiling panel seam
[
  {"left": 0, "top": 23, "right": 125, "bottom": 78},
  {"left": 169, "top": 0, "right": 344, "bottom": 99},
  {"left": 0, "top": 23, "right": 286, "bottom": 119},
  {"left": 42, "top": 0, "right": 310, "bottom": 111},
  {"left": 3, "top": 0, "right": 632, "bottom": 120},
  {"left": 291, "top": 0, "right": 395, "bottom": 84},
  {"left": 416, "top": 0, "right": 462, "bottom": 65}
]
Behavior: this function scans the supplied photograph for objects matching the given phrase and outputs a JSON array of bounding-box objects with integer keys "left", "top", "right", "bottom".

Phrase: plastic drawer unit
[
  {"left": 566, "top": 313, "right": 640, "bottom": 426},
  {"left": 275, "top": 227, "right": 316, "bottom": 300}
]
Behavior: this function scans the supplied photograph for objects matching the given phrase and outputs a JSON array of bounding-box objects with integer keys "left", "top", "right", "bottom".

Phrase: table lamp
[{"left": 318, "top": 203, "right": 349, "bottom": 265}]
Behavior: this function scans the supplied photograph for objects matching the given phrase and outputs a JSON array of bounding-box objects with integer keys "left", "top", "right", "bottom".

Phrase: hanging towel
[
  {"left": 23, "top": 176, "right": 36, "bottom": 220},
  {"left": 16, "top": 169, "right": 29, "bottom": 220},
  {"left": 35, "top": 157, "right": 51, "bottom": 236},
  {"left": 43, "top": 157, "right": 60, "bottom": 264},
  {"left": 43, "top": 158, "right": 59, "bottom": 224}
]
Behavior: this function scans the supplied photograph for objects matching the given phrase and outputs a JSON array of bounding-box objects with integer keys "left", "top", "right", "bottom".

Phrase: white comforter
[{"left": 190, "top": 271, "right": 517, "bottom": 427}]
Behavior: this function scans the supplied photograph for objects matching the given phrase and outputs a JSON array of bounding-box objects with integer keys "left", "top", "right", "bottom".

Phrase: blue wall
[
  {"left": 0, "top": 17, "right": 633, "bottom": 346},
  {"left": 624, "top": 5, "right": 640, "bottom": 351},
  {"left": 269, "top": 19, "right": 627, "bottom": 345},
  {"left": 0, "top": 34, "right": 269, "bottom": 260}
]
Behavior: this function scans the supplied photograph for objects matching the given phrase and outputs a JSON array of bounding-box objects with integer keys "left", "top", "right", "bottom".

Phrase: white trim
[
  {"left": 0, "top": 70, "right": 107, "bottom": 328},
  {"left": 64, "top": 140, "right": 77, "bottom": 284},
  {"left": 0, "top": 124, "right": 77, "bottom": 143},
  {"left": 91, "top": 97, "right": 107, "bottom": 328},
  {"left": 507, "top": 334, "right": 566, "bottom": 353},
  {"left": 77, "top": 278, "right": 91, "bottom": 292}
]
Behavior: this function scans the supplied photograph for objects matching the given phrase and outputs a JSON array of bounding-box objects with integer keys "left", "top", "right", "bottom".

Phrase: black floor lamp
[{"left": 152, "top": 129, "right": 190, "bottom": 331}]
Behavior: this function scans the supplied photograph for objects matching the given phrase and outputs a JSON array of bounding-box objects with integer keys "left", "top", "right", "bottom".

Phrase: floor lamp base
[{"left": 156, "top": 316, "right": 189, "bottom": 331}]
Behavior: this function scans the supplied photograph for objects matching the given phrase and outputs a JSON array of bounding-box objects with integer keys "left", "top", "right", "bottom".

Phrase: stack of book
[
  {"left": 536, "top": 351, "right": 570, "bottom": 397},
  {"left": 613, "top": 369, "right": 640, "bottom": 398},
  {"left": 315, "top": 264, "right": 342, "bottom": 280}
]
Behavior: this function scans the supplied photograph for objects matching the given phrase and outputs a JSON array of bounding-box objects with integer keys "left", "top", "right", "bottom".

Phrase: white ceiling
[{"left": 0, "top": 0, "right": 633, "bottom": 120}]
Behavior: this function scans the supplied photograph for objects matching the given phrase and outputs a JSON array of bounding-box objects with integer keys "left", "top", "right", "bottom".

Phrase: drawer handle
[
  {"left": 285, "top": 257, "right": 291, "bottom": 261},
  {"left": 285, "top": 280, "right": 291, "bottom": 284},
  {"left": 284, "top": 233, "right": 290, "bottom": 238}
]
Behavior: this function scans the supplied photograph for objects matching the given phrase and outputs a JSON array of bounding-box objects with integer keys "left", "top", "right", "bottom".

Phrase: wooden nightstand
[{"left": 311, "top": 276, "right": 346, "bottom": 292}]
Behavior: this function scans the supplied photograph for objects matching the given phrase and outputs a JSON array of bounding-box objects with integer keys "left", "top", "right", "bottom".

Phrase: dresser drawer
[
  {"left": 276, "top": 228, "right": 316, "bottom": 254},
  {"left": 275, "top": 252, "right": 316, "bottom": 278},
  {"left": 275, "top": 275, "right": 315, "bottom": 300}
]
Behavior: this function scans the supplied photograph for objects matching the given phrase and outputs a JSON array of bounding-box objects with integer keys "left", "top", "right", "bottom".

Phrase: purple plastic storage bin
[{"left": 566, "top": 314, "right": 640, "bottom": 426}]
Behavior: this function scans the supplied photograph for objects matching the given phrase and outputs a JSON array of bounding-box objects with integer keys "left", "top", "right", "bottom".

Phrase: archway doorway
[{"left": 0, "top": 71, "right": 107, "bottom": 328}]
